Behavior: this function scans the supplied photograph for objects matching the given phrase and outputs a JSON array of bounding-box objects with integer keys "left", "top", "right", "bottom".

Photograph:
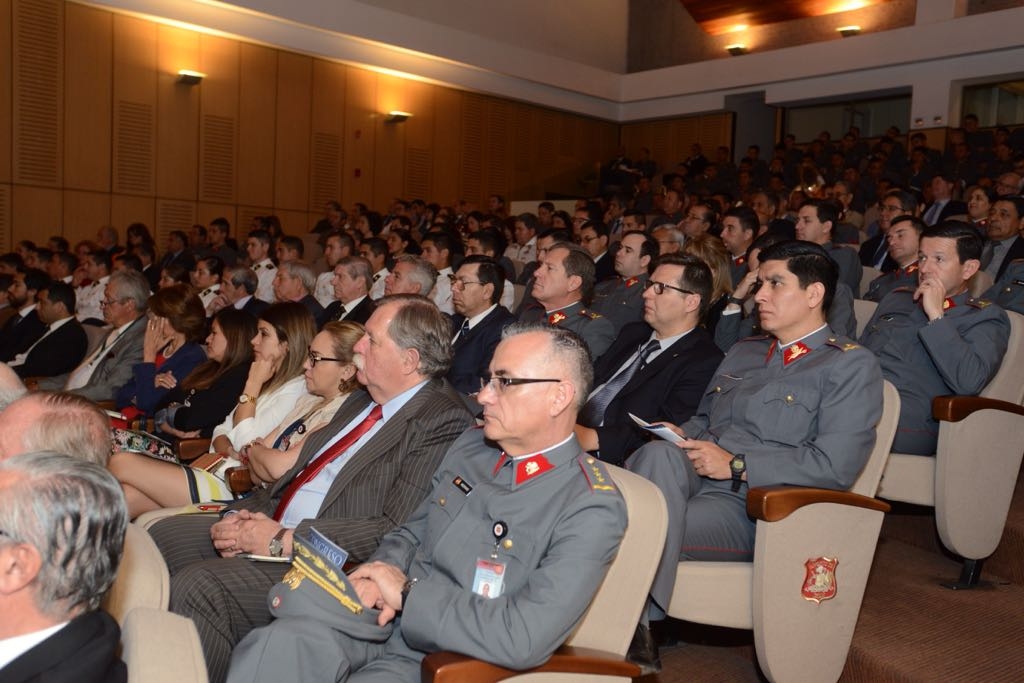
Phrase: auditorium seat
[
  {"left": 878, "top": 310, "right": 1024, "bottom": 587},
  {"left": 665, "top": 380, "right": 900, "bottom": 682},
  {"left": 121, "top": 607, "right": 208, "bottom": 683},
  {"left": 420, "top": 464, "right": 667, "bottom": 682},
  {"left": 103, "top": 523, "right": 170, "bottom": 625}
]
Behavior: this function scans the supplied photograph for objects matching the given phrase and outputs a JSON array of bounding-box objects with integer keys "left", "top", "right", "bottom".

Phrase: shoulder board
[
  {"left": 891, "top": 287, "right": 915, "bottom": 294},
  {"left": 825, "top": 337, "right": 860, "bottom": 352},
  {"left": 579, "top": 309, "right": 603, "bottom": 320},
  {"left": 738, "top": 334, "right": 772, "bottom": 343},
  {"left": 578, "top": 455, "right": 617, "bottom": 493},
  {"left": 967, "top": 298, "right": 993, "bottom": 309}
]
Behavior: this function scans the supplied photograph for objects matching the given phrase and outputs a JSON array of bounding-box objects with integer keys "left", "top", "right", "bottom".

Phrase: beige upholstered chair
[
  {"left": 878, "top": 310, "right": 1024, "bottom": 587},
  {"left": 859, "top": 265, "right": 882, "bottom": 298},
  {"left": 102, "top": 523, "right": 171, "bottom": 625},
  {"left": 666, "top": 380, "right": 900, "bottom": 683},
  {"left": 853, "top": 298, "right": 878, "bottom": 338},
  {"left": 420, "top": 464, "right": 668, "bottom": 682},
  {"left": 121, "top": 607, "right": 208, "bottom": 683},
  {"left": 968, "top": 270, "right": 994, "bottom": 298}
]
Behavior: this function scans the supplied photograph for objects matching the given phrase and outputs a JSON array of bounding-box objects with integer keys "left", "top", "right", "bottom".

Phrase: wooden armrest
[
  {"left": 746, "top": 485, "right": 890, "bottom": 522},
  {"left": 422, "top": 646, "right": 639, "bottom": 683},
  {"left": 225, "top": 466, "right": 255, "bottom": 494},
  {"left": 177, "top": 438, "right": 212, "bottom": 463},
  {"left": 95, "top": 400, "right": 116, "bottom": 411},
  {"left": 932, "top": 395, "right": 1024, "bottom": 423}
]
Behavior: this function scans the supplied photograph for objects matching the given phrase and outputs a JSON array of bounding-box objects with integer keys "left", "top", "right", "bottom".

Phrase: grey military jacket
[
  {"left": 591, "top": 274, "right": 647, "bottom": 333},
  {"left": 683, "top": 326, "right": 883, "bottom": 491},
  {"left": 983, "top": 259, "right": 1024, "bottom": 315},
  {"left": 860, "top": 288, "right": 1010, "bottom": 454},
  {"left": 863, "top": 262, "right": 919, "bottom": 303},
  {"left": 519, "top": 300, "right": 615, "bottom": 358}
]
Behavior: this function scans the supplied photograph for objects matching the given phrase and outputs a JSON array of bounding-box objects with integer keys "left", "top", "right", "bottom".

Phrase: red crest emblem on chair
[{"left": 801, "top": 557, "right": 838, "bottom": 604}]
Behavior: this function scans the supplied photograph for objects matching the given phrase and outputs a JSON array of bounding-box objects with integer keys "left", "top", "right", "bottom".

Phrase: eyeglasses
[
  {"left": 479, "top": 375, "right": 561, "bottom": 394},
  {"left": 100, "top": 298, "right": 127, "bottom": 307},
  {"left": 448, "top": 275, "right": 483, "bottom": 289},
  {"left": 307, "top": 349, "right": 344, "bottom": 368},
  {"left": 643, "top": 280, "right": 695, "bottom": 296},
  {"left": 878, "top": 203, "right": 905, "bottom": 213}
]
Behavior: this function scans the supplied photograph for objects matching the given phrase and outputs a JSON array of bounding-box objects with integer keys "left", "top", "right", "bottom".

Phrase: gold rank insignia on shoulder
[
  {"left": 579, "top": 456, "right": 617, "bottom": 493},
  {"left": 580, "top": 309, "right": 602, "bottom": 319},
  {"left": 967, "top": 298, "right": 992, "bottom": 309},
  {"left": 825, "top": 339, "right": 859, "bottom": 352}
]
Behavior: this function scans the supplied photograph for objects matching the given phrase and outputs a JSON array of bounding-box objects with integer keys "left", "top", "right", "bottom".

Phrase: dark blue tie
[{"left": 579, "top": 340, "right": 660, "bottom": 428}]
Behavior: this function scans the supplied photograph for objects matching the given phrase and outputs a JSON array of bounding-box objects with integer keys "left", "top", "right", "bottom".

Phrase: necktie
[
  {"left": 579, "top": 340, "right": 660, "bottom": 428},
  {"left": 872, "top": 238, "right": 889, "bottom": 269},
  {"left": 455, "top": 318, "right": 470, "bottom": 343},
  {"left": 334, "top": 305, "right": 347, "bottom": 321},
  {"left": 273, "top": 405, "right": 383, "bottom": 521}
]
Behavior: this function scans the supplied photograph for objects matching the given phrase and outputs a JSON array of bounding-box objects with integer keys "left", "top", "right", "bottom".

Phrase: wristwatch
[
  {"left": 268, "top": 528, "right": 289, "bottom": 558},
  {"left": 730, "top": 453, "right": 747, "bottom": 492},
  {"left": 238, "top": 393, "right": 256, "bottom": 404},
  {"left": 400, "top": 577, "right": 418, "bottom": 611}
]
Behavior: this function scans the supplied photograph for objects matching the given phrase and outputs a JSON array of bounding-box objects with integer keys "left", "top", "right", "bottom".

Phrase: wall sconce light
[
  {"left": 837, "top": 25, "right": 861, "bottom": 37},
  {"left": 177, "top": 70, "right": 205, "bottom": 85},
  {"left": 725, "top": 44, "right": 748, "bottom": 56},
  {"left": 385, "top": 110, "right": 412, "bottom": 124}
]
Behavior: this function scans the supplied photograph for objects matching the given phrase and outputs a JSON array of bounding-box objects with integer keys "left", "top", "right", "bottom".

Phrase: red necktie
[{"left": 273, "top": 405, "right": 383, "bottom": 521}]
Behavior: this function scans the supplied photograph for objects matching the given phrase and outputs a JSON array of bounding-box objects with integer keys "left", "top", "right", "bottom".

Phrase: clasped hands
[
  {"left": 210, "top": 510, "right": 291, "bottom": 558},
  {"left": 652, "top": 422, "right": 734, "bottom": 480}
]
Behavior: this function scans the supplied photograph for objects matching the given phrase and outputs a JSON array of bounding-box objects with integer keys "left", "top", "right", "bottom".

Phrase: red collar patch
[
  {"left": 624, "top": 277, "right": 639, "bottom": 288},
  {"left": 734, "top": 256, "right": 746, "bottom": 266},
  {"left": 783, "top": 341, "right": 811, "bottom": 366},
  {"left": 548, "top": 312, "right": 567, "bottom": 325},
  {"left": 904, "top": 263, "right": 919, "bottom": 275},
  {"left": 514, "top": 454, "right": 554, "bottom": 485},
  {"left": 943, "top": 297, "right": 956, "bottom": 311}
]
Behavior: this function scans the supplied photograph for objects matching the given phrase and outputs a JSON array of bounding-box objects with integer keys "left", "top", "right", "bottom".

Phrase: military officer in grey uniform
[
  {"left": 983, "top": 258, "right": 1024, "bottom": 315},
  {"left": 860, "top": 222, "right": 1010, "bottom": 455},
  {"left": 518, "top": 242, "right": 615, "bottom": 357},
  {"left": 227, "top": 324, "right": 628, "bottom": 683},
  {"left": 795, "top": 198, "right": 863, "bottom": 296},
  {"left": 590, "top": 230, "right": 657, "bottom": 333},
  {"left": 862, "top": 216, "right": 925, "bottom": 302},
  {"left": 626, "top": 241, "right": 882, "bottom": 672}
]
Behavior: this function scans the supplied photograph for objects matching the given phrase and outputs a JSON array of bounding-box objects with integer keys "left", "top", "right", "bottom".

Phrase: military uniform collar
[
  {"left": 492, "top": 434, "right": 578, "bottom": 488},
  {"left": 766, "top": 324, "right": 830, "bottom": 366}
]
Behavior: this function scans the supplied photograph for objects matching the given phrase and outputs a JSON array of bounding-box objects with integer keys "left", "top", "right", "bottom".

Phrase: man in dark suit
[
  {"left": 0, "top": 267, "right": 48, "bottom": 363},
  {"left": 272, "top": 261, "right": 324, "bottom": 327},
  {"left": 447, "top": 256, "right": 515, "bottom": 395},
  {"left": 322, "top": 256, "right": 376, "bottom": 326},
  {"left": 580, "top": 221, "right": 616, "bottom": 283},
  {"left": 859, "top": 189, "right": 920, "bottom": 272},
  {"left": 159, "top": 229, "right": 195, "bottom": 272},
  {"left": 207, "top": 266, "right": 269, "bottom": 319},
  {"left": 0, "top": 452, "right": 128, "bottom": 682},
  {"left": 575, "top": 254, "right": 723, "bottom": 466},
  {"left": 148, "top": 295, "right": 475, "bottom": 682},
  {"left": 9, "top": 281, "right": 88, "bottom": 378},
  {"left": 36, "top": 270, "right": 149, "bottom": 403},
  {"left": 922, "top": 173, "right": 967, "bottom": 226},
  {"left": 982, "top": 196, "right": 1024, "bottom": 281}
]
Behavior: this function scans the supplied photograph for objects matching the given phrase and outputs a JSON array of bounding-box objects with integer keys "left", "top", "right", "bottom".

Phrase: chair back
[
  {"left": 968, "top": 270, "right": 994, "bottom": 298},
  {"left": 853, "top": 299, "right": 878, "bottom": 338},
  {"left": 859, "top": 266, "right": 882, "bottom": 298},
  {"left": 979, "top": 311, "right": 1024, "bottom": 404},
  {"left": 121, "top": 607, "right": 208, "bottom": 683},
  {"left": 102, "top": 523, "right": 170, "bottom": 625},
  {"left": 850, "top": 380, "right": 900, "bottom": 497},
  {"left": 564, "top": 465, "right": 667, "bottom": 657}
]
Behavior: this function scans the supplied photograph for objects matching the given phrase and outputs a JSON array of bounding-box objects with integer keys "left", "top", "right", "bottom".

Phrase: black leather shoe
[{"left": 626, "top": 623, "right": 662, "bottom": 675}]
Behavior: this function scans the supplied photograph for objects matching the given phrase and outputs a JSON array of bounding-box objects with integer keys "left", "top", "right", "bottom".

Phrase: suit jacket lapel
[
  {"left": 618, "top": 331, "right": 699, "bottom": 397},
  {"left": 269, "top": 390, "right": 373, "bottom": 497},
  {"left": 315, "top": 378, "right": 443, "bottom": 515}
]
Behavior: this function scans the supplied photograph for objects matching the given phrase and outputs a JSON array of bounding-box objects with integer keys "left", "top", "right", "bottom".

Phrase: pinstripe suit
[{"left": 148, "top": 378, "right": 474, "bottom": 683}]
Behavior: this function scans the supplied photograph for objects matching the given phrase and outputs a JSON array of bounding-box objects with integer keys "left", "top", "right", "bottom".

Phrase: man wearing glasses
[
  {"left": 227, "top": 324, "right": 627, "bottom": 683},
  {"left": 37, "top": 270, "right": 149, "bottom": 403},
  {"left": 625, "top": 241, "right": 882, "bottom": 672},
  {"left": 575, "top": 254, "right": 723, "bottom": 466},
  {"left": 447, "top": 256, "right": 515, "bottom": 396},
  {"left": 148, "top": 295, "right": 474, "bottom": 682}
]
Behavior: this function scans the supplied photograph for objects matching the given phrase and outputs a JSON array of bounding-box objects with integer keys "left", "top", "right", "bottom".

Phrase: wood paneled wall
[
  {"left": 620, "top": 114, "right": 734, "bottom": 178},
  {"left": 0, "top": 0, "right": 731, "bottom": 250}
]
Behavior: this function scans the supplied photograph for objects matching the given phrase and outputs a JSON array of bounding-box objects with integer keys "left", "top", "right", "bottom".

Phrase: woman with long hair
[
  {"left": 110, "top": 302, "right": 317, "bottom": 517},
  {"left": 682, "top": 234, "right": 734, "bottom": 336}
]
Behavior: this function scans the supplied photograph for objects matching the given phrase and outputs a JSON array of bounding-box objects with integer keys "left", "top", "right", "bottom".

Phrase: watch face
[{"left": 731, "top": 458, "right": 745, "bottom": 472}]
